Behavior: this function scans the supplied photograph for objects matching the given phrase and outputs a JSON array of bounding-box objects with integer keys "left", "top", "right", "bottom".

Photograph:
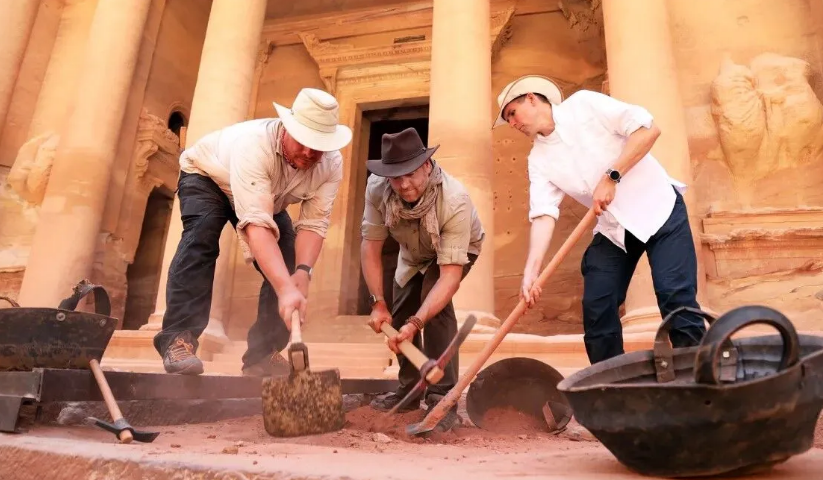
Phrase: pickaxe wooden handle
[
  {"left": 380, "top": 322, "right": 444, "bottom": 384},
  {"left": 407, "top": 208, "right": 597, "bottom": 436}
]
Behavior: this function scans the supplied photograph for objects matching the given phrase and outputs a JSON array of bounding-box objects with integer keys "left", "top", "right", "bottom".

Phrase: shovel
[
  {"left": 406, "top": 208, "right": 597, "bottom": 436},
  {"left": 261, "top": 311, "right": 345, "bottom": 437}
]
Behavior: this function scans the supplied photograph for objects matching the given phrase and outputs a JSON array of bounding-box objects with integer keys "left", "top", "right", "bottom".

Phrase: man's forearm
[
  {"left": 360, "top": 239, "right": 385, "bottom": 299},
  {"left": 294, "top": 229, "right": 324, "bottom": 268},
  {"left": 245, "top": 225, "right": 292, "bottom": 294},
  {"left": 524, "top": 215, "right": 557, "bottom": 275},
  {"left": 415, "top": 266, "right": 462, "bottom": 323},
  {"left": 611, "top": 123, "right": 661, "bottom": 176}
]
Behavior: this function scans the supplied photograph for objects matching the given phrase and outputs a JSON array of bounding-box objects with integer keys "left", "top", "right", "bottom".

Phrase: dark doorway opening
[
  {"left": 122, "top": 189, "right": 174, "bottom": 330},
  {"left": 355, "top": 108, "right": 429, "bottom": 315}
]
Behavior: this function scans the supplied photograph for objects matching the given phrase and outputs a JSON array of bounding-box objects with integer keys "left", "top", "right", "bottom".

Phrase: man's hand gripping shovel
[
  {"left": 369, "top": 316, "right": 477, "bottom": 415},
  {"left": 405, "top": 208, "right": 597, "bottom": 436}
]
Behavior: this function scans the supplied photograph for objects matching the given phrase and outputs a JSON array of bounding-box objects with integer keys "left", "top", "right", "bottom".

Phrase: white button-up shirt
[{"left": 527, "top": 90, "right": 686, "bottom": 251}]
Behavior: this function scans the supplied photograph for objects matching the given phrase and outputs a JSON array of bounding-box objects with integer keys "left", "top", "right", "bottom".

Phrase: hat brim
[
  {"left": 366, "top": 145, "right": 439, "bottom": 178},
  {"left": 273, "top": 102, "right": 352, "bottom": 152},
  {"left": 492, "top": 76, "right": 564, "bottom": 129}
]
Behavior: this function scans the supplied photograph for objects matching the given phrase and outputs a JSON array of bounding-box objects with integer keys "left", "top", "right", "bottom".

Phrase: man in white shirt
[
  {"left": 494, "top": 75, "right": 706, "bottom": 364},
  {"left": 153, "top": 88, "right": 352, "bottom": 375}
]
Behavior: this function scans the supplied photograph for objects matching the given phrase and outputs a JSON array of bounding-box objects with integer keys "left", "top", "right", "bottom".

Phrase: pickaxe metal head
[
  {"left": 88, "top": 416, "right": 160, "bottom": 443},
  {"left": 387, "top": 315, "right": 477, "bottom": 415}
]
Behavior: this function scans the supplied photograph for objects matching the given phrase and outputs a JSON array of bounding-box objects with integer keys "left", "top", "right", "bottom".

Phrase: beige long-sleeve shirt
[
  {"left": 361, "top": 170, "right": 485, "bottom": 288},
  {"left": 179, "top": 118, "right": 343, "bottom": 261}
]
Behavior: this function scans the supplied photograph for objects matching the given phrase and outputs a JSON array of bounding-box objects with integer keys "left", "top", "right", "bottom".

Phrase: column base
[
  {"left": 456, "top": 309, "right": 501, "bottom": 334},
  {"left": 621, "top": 306, "right": 662, "bottom": 333},
  {"left": 621, "top": 304, "right": 722, "bottom": 334}
]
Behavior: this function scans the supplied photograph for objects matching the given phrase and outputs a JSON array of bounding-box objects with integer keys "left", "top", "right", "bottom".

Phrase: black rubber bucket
[{"left": 557, "top": 305, "right": 823, "bottom": 478}]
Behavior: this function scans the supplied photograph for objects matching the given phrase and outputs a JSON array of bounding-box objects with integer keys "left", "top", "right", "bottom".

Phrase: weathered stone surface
[{"left": 39, "top": 399, "right": 263, "bottom": 427}]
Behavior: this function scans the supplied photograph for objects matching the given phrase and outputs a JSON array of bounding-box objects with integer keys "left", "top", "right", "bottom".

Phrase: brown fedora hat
[{"left": 366, "top": 127, "right": 439, "bottom": 178}]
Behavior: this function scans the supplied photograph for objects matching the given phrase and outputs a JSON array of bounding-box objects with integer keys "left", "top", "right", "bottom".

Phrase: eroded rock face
[{"left": 710, "top": 53, "right": 823, "bottom": 189}]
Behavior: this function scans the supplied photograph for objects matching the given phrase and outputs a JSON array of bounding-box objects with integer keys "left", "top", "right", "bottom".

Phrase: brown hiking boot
[
  {"left": 241, "top": 352, "right": 291, "bottom": 377},
  {"left": 162, "top": 331, "right": 204, "bottom": 375}
]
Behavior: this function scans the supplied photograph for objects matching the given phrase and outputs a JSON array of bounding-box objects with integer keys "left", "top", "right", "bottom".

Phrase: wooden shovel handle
[
  {"left": 380, "top": 322, "right": 444, "bottom": 383},
  {"left": 290, "top": 311, "right": 302, "bottom": 344},
  {"left": 89, "top": 359, "right": 133, "bottom": 443},
  {"left": 419, "top": 208, "right": 597, "bottom": 428}
]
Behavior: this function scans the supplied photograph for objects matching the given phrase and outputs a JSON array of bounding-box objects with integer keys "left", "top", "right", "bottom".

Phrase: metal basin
[
  {"left": 557, "top": 305, "right": 823, "bottom": 478},
  {"left": 466, "top": 357, "right": 571, "bottom": 432},
  {"left": 0, "top": 281, "right": 117, "bottom": 371}
]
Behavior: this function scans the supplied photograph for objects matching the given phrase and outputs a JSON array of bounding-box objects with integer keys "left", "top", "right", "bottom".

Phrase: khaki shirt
[
  {"left": 361, "top": 170, "right": 485, "bottom": 288},
  {"left": 179, "top": 118, "right": 342, "bottom": 261}
]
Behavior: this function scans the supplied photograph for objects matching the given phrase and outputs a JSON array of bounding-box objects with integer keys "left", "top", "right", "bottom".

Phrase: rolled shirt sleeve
[
  {"left": 576, "top": 89, "right": 654, "bottom": 136},
  {"left": 293, "top": 151, "right": 343, "bottom": 238},
  {"left": 436, "top": 192, "right": 473, "bottom": 266},
  {"left": 360, "top": 175, "right": 389, "bottom": 241},
  {"left": 527, "top": 151, "right": 565, "bottom": 222},
  {"left": 229, "top": 138, "right": 281, "bottom": 249}
]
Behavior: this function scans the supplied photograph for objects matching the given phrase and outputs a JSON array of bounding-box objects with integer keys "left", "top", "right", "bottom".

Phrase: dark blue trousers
[
  {"left": 153, "top": 172, "right": 293, "bottom": 369},
  {"left": 580, "top": 188, "right": 706, "bottom": 364}
]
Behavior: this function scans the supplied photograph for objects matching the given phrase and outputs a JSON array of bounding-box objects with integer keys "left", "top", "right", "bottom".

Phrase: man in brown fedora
[
  {"left": 360, "top": 127, "right": 485, "bottom": 429},
  {"left": 154, "top": 88, "right": 352, "bottom": 376}
]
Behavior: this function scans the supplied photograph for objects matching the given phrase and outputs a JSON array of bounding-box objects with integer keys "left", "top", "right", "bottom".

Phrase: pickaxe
[
  {"left": 86, "top": 359, "right": 160, "bottom": 443},
  {"left": 375, "top": 315, "right": 477, "bottom": 415}
]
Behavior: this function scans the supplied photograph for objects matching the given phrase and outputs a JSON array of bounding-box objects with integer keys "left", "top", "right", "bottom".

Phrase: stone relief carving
[
  {"left": 710, "top": 53, "right": 823, "bottom": 184},
  {"left": 6, "top": 131, "right": 60, "bottom": 205}
]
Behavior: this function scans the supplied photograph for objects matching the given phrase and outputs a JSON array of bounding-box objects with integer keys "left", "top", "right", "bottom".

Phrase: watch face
[{"left": 609, "top": 170, "right": 620, "bottom": 180}]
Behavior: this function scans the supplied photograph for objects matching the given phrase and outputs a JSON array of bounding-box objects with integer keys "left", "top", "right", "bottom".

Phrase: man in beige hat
[
  {"left": 154, "top": 88, "right": 352, "bottom": 376},
  {"left": 494, "top": 75, "right": 706, "bottom": 365},
  {"left": 360, "top": 127, "right": 484, "bottom": 431}
]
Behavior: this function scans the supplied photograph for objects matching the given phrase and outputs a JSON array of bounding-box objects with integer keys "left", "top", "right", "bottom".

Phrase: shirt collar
[{"left": 535, "top": 104, "right": 572, "bottom": 145}]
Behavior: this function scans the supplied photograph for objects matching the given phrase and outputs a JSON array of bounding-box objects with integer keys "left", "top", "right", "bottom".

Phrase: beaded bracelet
[{"left": 406, "top": 315, "right": 425, "bottom": 331}]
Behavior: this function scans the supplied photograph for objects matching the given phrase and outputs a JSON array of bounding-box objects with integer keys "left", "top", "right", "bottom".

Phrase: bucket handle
[
  {"left": 653, "top": 306, "right": 729, "bottom": 383},
  {"left": 0, "top": 295, "right": 20, "bottom": 308},
  {"left": 693, "top": 305, "right": 800, "bottom": 385},
  {"left": 57, "top": 279, "right": 112, "bottom": 317}
]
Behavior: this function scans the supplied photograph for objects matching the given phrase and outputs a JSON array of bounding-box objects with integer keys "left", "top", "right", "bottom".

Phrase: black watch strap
[{"left": 295, "top": 264, "right": 312, "bottom": 279}]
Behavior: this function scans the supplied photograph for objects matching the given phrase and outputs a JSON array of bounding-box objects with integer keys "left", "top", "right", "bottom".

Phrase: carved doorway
[
  {"left": 122, "top": 188, "right": 173, "bottom": 330},
  {"left": 353, "top": 105, "right": 430, "bottom": 315}
]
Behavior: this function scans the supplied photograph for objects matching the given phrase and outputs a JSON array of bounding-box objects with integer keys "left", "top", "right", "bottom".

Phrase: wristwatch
[
  {"left": 368, "top": 294, "right": 384, "bottom": 307},
  {"left": 295, "top": 264, "right": 313, "bottom": 280},
  {"left": 605, "top": 168, "right": 621, "bottom": 183}
]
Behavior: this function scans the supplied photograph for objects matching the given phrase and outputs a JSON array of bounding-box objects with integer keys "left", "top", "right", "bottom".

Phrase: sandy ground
[
  {"left": 21, "top": 402, "right": 598, "bottom": 457},
  {"left": 5, "top": 403, "right": 823, "bottom": 479}
]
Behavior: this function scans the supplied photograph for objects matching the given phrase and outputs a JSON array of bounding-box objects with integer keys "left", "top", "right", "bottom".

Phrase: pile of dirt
[{"left": 479, "top": 407, "right": 548, "bottom": 435}]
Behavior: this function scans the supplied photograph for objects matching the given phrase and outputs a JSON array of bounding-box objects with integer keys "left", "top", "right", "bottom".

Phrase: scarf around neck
[{"left": 384, "top": 163, "right": 444, "bottom": 248}]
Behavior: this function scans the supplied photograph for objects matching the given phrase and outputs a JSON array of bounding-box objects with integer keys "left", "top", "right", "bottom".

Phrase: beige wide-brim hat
[
  {"left": 492, "top": 75, "right": 564, "bottom": 128},
  {"left": 273, "top": 88, "right": 352, "bottom": 152}
]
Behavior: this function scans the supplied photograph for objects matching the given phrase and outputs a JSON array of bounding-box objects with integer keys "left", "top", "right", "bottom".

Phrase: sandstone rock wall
[{"left": 670, "top": 0, "right": 823, "bottom": 330}]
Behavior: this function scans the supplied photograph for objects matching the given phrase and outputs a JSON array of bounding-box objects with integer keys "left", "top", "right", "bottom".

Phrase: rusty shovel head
[
  {"left": 466, "top": 357, "right": 571, "bottom": 432},
  {"left": 261, "top": 367, "right": 345, "bottom": 437}
]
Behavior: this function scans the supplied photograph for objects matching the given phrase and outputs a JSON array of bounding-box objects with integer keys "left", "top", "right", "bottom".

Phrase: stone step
[
  {"left": 220, "top": 341, "right": 393, "bottom": 356},
  {"left": 210, "top": 351, "right": 392, "bottom": 367}
]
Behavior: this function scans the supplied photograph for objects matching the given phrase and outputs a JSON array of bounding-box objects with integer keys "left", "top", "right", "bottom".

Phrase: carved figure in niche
[
  {"left": 6, "top": 131, "right": 60, "bottom": 205},
  {"left": 710, "top": 53, "right": 823, "bottom": 184}
]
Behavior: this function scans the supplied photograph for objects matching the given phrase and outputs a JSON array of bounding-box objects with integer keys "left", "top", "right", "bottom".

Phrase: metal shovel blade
[{"left": 261, "top": 368, "right": 345, "bottom": 437}]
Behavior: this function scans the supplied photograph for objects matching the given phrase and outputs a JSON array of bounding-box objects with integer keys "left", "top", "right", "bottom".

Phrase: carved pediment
[
  {"left": 133, "top": 109, "right": 182, "bottom": 191},
  {"left": 298, "top": 7, "right": 516, "bottom": 95}
]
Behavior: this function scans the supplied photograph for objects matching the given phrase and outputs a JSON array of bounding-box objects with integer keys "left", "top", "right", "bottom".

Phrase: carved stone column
[
  {"left": 602, "top": 0, "right": 709, "bottom": 332},
  {"left": 142, "top": 0, "right": 267, "bottom": 350},
  {"left": 428, "top": 0, "right": 496, "bottom": 315},
  {"left": 17, "top": 0, "right": 152, "bottom": 307},
  {"left": 0, "top": 0, "right": 40, "bottom": 137}
]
